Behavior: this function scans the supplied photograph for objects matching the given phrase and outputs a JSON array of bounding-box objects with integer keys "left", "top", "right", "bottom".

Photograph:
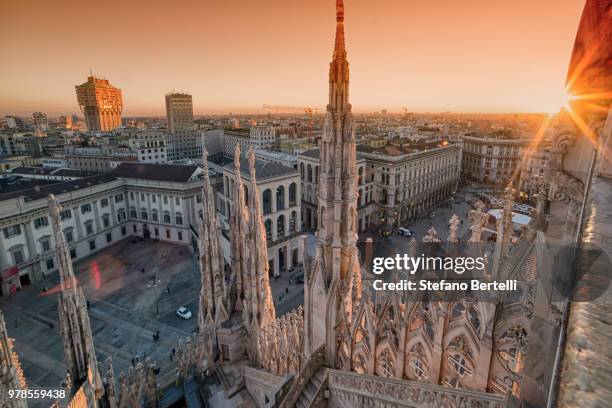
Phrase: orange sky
[{"left": 0, "top": 0, "right": 585, "bottom": 116}]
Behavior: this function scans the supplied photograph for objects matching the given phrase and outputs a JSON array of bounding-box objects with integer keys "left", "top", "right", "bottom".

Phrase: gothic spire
[
  {"left": 198, "top": 149, "right": 228, "bottom": 328},
  {"left": 247, "top": 148, "right": 275, "bottom": 328},
  {"left": 0, "top": 311, "right": 27, "bottom": 408},
  {"left": 329, "top": 0, "right": 350, "bottom": 111},
  {"left": 313, "top": 0, "right": 360, "bottom": 369},
  {"left": 230, "top": 144, "right": 249, "bottom": 312},
  {"left": 48, "top": 194, "right": 102, "bottom": 398}
]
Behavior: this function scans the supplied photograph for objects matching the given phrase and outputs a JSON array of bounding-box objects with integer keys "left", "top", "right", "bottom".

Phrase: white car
[
  {"left": 176, "top": 307, "right": 192, "bottom": 320},
  {"left": 397, "top": 227, "right": 412, "bottom": 237}
]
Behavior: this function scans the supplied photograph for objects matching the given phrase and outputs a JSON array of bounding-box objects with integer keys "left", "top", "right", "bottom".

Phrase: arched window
[
  {"left": 300, "top": 163, "right": 305, "bottom": 180},
  {"left": 381, "top": 189, "right": 388, "bottom": 205},
  {"left": 276, "top": 185, "right": 285, "bottom": 211},
  {"left": 163, "top": 211, "right": 171, "bottom": 223},
  {"left": 151, "top": 209, "right": 158, "bottom": 222},
  {"left": 264, "top": 219, "right": 272, "bottom": 241},
  {"left": 141, "top": 208, "right": 148, "bottom": 220},
  {"left": 307, "top": 164, "right": 313, "bottom": 182},
  {"left": 262, "top": 189, "right": 272, "bottom": 215},
  {"left": 358, "top": 167, "right": 363, "bottom": 185},
  {"left": 451, "top": 302, "right": 465, "bottom": 320},
  {"left": 289, "top": 183, "right": 297, "bottom": 206},
  {"left": 277, "top": 215, "right": 285, "bottom": 238},
  {"left": 130, "top": 207, "right": 137, "bottom": 218},
  {"left": 376, "top": 349, "right": 394, "bottom": 378},
  {"left": 289, "top": 211, "right": 297, "bottom": 233},
  {"left": 175, "top": 212, "right": 183, "bottom": 225}
]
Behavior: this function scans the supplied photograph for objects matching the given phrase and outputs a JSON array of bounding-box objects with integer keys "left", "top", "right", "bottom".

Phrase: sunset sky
[{"left": 0, "top": 0, "right": 585, "bottom": 116}]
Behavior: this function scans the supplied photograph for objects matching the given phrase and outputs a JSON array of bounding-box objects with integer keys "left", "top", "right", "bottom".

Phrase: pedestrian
[
  {"left": 172, "top": 347, "right": 176, "bottom": 355},
  {"left": 48, "top": 322, "right": 54, "bottom": 329},
  {"left": 170, "top": 353, "right": 173, "bottom": 362},
  {"left": 285, "top": 287, "right": 289, "bottom": 294},
  {"left": 141, "top": 267, "right": 145, "bottom": 274}
]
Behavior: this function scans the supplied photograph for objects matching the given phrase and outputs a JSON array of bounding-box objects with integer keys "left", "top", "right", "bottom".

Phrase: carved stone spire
[
  {"left": 0, "top": 311, "right": 27, "bottom": 408},
  {"left": 198, "top": 149, "right": 228, "bottom": 329},
  {"left": 316, "top": 0, "right": 360, "bottom": 369},
  {"left": 48, "top": 194, "right": 103, "bottom": 398},
  {"left": 448, "top": 214, "right": 461, "bottom": 243},
  {"left": 230, "top": 144, "right": 249, "bottom": 312},
  {"left": 246, "top": 148, "right": 275, "bottom": 330},
  {"left": 492, "top": 183, "right": 515, "bottom": 277}
]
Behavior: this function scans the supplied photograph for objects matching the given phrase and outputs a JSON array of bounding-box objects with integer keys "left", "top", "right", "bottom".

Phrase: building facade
[
  {"left": 298, "top": 142, "right": 460, "bottom": 232},
  {"left": 132, "top": 130, "right": 168, "bottom": 164},
  {"left": 165, "top": 92, "right": 194, "bottom": 134},
  {"left": 0, "top": 163, "right": 203, "bottom": 295},
  {"left": 75, "top": 75, "right": 123, "bottom": 132},
  {"left": 462, "top": 131, "right": 526, "bottom": 185},
  {"left": 218, "top": 158, "right": 302, "bottom": 277},
  {"left": 32, "top": 112, "right": 48, "bottom": 131}
]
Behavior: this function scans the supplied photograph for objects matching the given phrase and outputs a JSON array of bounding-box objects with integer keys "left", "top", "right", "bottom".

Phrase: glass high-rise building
[{"left": 75, "top": 75, "right": 123, "bottom": 131}]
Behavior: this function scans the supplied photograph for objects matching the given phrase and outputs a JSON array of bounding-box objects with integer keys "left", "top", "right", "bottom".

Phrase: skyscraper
[
  {"left": 165, "top": 91, "right": 194, "bottom": 133},
  {"left": 75, "top": 75, "right": 123, "bottom": 131}
]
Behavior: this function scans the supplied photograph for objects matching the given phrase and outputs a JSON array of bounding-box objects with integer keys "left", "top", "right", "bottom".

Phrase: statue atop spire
[
  {"left": 48, "top": 194, "right": 103, "bottom": 399},
  {"left": 311, "top": 0, "right": 360, "bottom": 369},
  {"left": 230, "top": 144, "right": 249, "bottom": 312}
]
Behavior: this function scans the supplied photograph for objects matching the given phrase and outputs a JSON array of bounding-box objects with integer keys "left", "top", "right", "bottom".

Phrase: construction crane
[{"left": 262, "top": 104, "right": 319, "bottom": 140}]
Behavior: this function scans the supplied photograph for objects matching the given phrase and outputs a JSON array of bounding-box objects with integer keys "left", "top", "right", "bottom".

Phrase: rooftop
[
  {"left": 112, "top": 162, "right": 200, "bottom": 183},
  {"left": 0, "top": 174, "right": 116, "bottom": 202}
]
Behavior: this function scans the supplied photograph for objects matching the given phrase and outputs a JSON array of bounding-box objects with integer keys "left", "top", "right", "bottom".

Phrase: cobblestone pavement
[{"left": 0, "top": 237, "right": 310, "bottom": 397}]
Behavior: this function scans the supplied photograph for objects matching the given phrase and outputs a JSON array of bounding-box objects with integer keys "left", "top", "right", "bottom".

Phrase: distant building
[
  {"left": 75, "top": 75, "right": 123, "bottom": 131},
  {"left": 462, "top": 131, "right": 526, "bottom": 185},
  {"left": 32, "top": 112, "right": 48, "bottom": 131},
  {"left": 165, "top": 92, "right": 194, "bottom": 134},
  {"left": 223, "top": 125, "right": 275, "bottom": 158},
  {"left": 58, "top": 115, "right": 73, "bottom": 129},
  {"left": 132, "top": 130, "right": 167, "bottom": 164}
]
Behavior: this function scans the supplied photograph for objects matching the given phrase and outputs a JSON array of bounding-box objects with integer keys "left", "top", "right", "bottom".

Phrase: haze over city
[{"left": 0, "top": 0, "right": 585, "bottom": 116}]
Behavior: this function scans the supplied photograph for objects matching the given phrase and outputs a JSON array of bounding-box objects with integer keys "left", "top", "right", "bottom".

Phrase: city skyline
[{"left": 1, "top": 0, "right": 585, "bottom": 116}]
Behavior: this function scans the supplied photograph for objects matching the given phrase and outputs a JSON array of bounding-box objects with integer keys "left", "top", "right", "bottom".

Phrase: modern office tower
[
  {"left": 75, "top": 75, "right": 123, "bottom": 131},
  {"left": 165, "top": 92, "right": 194, "bottom": 133},
  {"left": 32, "top": 112, "right": 48, "bottom": 131}
]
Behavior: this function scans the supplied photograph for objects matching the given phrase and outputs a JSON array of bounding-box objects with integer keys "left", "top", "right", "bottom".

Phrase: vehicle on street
[
  {"left": 429, "top": 211, "right": 436, "bottom": 218},
  {"left": 398, "top": 227, "right": 412, "bottom": 237},
  {"left": 176, "top": 307, "right": 192, "bottom": 320}
]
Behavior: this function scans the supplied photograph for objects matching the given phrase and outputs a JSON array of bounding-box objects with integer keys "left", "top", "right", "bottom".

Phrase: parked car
[
  {"left": 429, "top": 211, "right": 436, "bottom": 219},
  {"left": 397, "top": 227, "right": 412, "bottom": 237},
  {"left": 176, "top": 307, "right": 192, "bottom": 320}
]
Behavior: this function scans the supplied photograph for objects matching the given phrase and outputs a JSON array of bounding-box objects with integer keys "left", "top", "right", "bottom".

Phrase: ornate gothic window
[
  {"left": 376, "top": 349, "right": 394, "bottom": 378},
  {"left": 451, "top": 302, "right": 465, "bottom": 320},
  {"left": 406, "top": 343, "right": 429, "bottom": 380},
  {"left": 353, "top": 352, "right": 367, "bottom": 374},
  {"left": 446, "top": 336, "right": 475, "bottom": 378},
  {"left": 497, "top": 326, "right": 528, "bottom": 374}
]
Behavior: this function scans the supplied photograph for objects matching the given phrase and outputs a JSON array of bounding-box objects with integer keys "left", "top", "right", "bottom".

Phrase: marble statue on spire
[{"left": 48, "top": 194, "right": 103, "bottom": 399}]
